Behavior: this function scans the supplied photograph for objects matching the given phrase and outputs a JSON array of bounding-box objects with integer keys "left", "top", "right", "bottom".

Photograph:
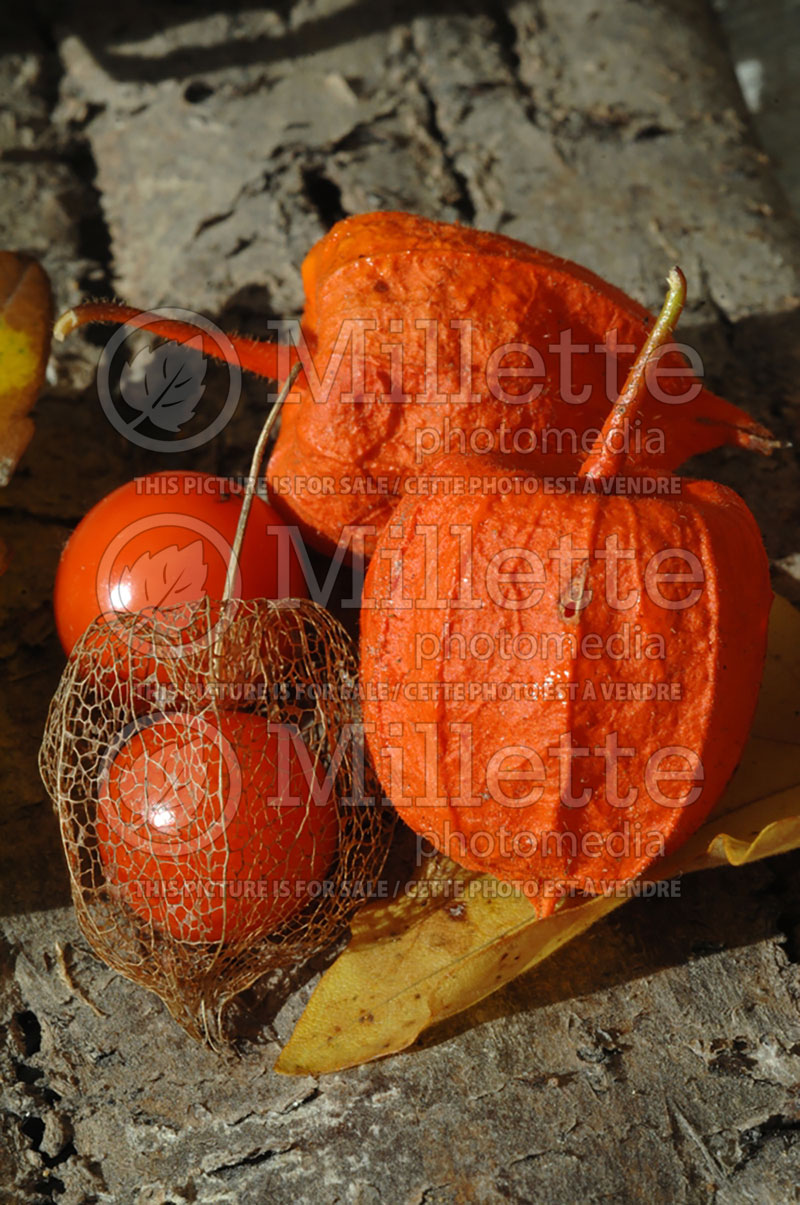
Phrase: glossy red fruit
[
  {"left": 54, "top": 470, "right": 307, "bottom": 656},
  {"left": 96, "top": 710, "right": 340, "bottom": 943}
]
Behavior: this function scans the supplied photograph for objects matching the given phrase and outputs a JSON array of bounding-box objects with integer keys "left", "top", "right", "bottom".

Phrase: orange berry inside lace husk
[{"left": 96, "top": 710, "right": 339, "bottom": 944}]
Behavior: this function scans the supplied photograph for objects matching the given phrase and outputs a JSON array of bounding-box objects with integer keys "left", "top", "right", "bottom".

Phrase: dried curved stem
[
  {"left": 580, "top": 267, "right": 686, "bottom": 480},
  {"left": 222, "top": 360, "right": 302, "bottom": 606}
]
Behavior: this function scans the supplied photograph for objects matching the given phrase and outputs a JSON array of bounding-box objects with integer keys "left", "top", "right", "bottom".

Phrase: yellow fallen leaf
[
  {"left": 276, "top": 594, "right": 800, "bottom": 1076},
  {"left": 0, "top": 252, "right": 53, "bottom": 486}
]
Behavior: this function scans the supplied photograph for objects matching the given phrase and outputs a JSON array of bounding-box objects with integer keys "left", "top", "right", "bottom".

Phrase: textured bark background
[{"left": 1, "top": 2, "right": 800, "bottom": 1203}]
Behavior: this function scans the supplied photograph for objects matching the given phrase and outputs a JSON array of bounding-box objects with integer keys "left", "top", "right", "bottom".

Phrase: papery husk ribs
[{"left": 55, "top": 212, "right": 776, "bottom": 557}]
